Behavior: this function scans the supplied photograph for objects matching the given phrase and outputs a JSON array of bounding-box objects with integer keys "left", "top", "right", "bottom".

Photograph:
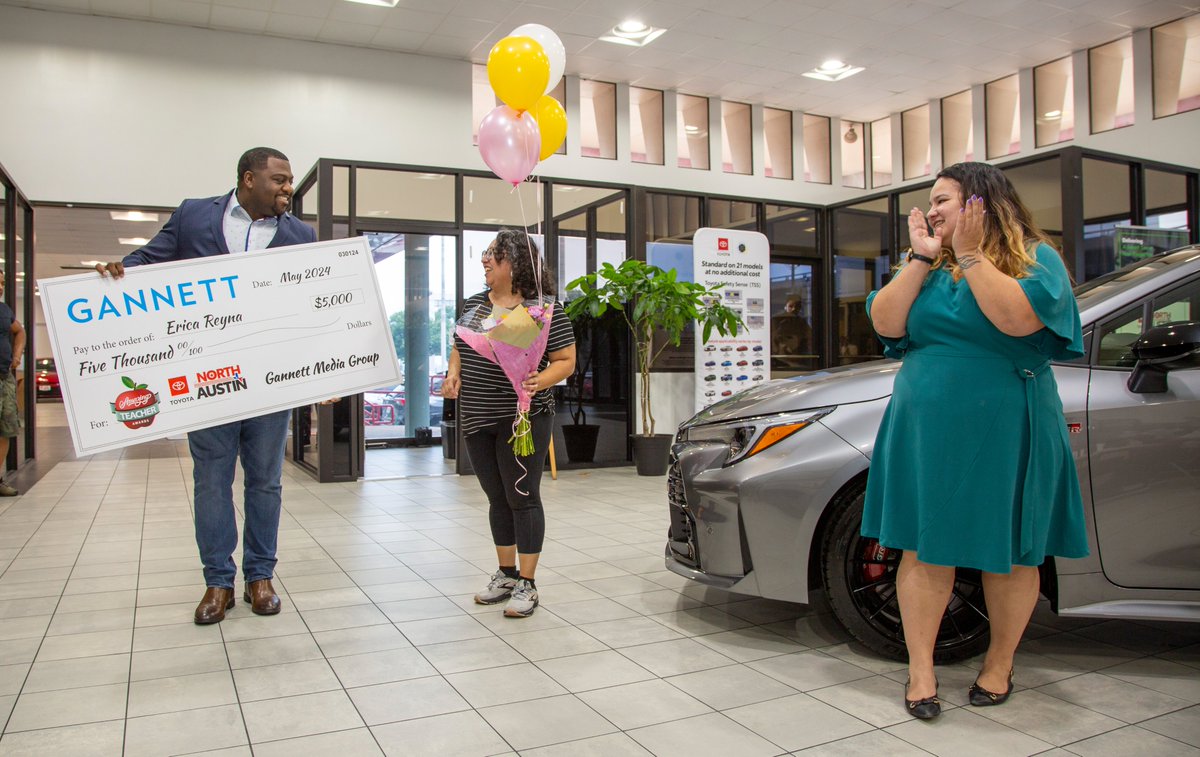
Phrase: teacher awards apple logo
[{"left": 110, "top": 376, "right": 161, "bottom": 430}]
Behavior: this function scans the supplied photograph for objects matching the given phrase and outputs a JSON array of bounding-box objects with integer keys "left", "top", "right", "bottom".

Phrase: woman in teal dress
[{"left": 863, "top": 162, "right": 1089, "bottom": 720}]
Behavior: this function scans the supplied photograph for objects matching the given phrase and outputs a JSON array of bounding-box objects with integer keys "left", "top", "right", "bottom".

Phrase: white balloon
[{"left": 510, "top": 23, "right": 565, "bottom": 96}]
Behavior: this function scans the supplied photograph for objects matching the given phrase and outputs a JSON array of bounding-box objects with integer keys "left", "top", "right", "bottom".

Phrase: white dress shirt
[{"left": 222, "top": 190, "right": 280, "bottom": 253}]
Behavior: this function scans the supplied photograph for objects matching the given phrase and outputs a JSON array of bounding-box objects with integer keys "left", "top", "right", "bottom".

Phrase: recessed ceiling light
[
  {"left": 803, "top": 60, "right": 864, "bottom": 82},
  {"left": 110, "top": 211, "right": 160, "bottom": 222},
  {"left": 1043, "top": 109, "right": 1062, "bottom": 119},
  {"left": 344, "top": 0, "right": 399, "bottom": 6},
  {"left": 118, "top": 237, "right": 150, "bottom": 246},
  {"left": 600, "top": 21, "right": 666, "bottom": 47},
  {"left": 684, "top": 125, "right": 701, "bottom": 133}
]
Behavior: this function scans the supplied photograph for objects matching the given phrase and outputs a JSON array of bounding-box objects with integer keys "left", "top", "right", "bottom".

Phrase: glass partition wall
[
  {"left": 293, "top": 160, "right": 632, "bottom": 480},
  {"left": 289, "top": 148, "right": 1197, "bottom": 482},
  {"left": 0, "top": 163, "right": 35, "bottom": 474}
]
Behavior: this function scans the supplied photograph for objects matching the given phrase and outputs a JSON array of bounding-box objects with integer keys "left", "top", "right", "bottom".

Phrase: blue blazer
[{"left": 122, "top": 192, "right": 317, "bottom": 268}]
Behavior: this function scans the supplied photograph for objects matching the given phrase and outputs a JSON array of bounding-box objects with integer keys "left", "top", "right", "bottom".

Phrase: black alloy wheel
[{"left": 821, "top": 482, "right": 991, "bottom": 663}]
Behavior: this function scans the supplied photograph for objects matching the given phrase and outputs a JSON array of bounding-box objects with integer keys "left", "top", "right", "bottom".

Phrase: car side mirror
[{"left": 1127, "top": 321, "right": 1200, "bottom": 394}]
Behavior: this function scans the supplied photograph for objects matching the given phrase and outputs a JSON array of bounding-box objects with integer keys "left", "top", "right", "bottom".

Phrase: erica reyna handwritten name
[{"left": 66, "top": 276, "right": 240, "bottom": 324}]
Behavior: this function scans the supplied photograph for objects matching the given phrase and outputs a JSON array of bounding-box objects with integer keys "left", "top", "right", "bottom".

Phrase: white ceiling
[{"left": 2, "top": 0, "right": 1196, "bottom": 122}]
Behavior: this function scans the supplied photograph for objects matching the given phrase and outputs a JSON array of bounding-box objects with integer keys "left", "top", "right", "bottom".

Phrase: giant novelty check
[{"left": 38, "top": 237, "right": 401, "bottom": 456}]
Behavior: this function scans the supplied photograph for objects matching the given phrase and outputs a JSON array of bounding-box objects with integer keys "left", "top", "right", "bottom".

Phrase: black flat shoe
[
  {"left": 905, "top": 678, "right": 941, "bottom": 720},
  {"left": 969, "top": 669, "right": 1014, "bottom": 706}
]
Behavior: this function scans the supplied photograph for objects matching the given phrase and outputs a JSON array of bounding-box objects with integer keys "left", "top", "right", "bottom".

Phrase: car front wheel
[{"left": 820, "top": 481, "right": 991, "bottom": 663}]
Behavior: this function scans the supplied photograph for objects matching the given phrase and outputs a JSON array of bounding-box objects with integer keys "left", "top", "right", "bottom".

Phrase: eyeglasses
[{"left": 481, "top": 247, "right": 506, "bottom": 262}]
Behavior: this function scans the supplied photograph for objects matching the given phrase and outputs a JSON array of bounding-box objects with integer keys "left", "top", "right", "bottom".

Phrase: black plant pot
[
  {"left": 632, "top": 434, "right": 673, "bottom": 476},
  {"left": 562, "top": 424, "right": 600, "bottom": 463}
]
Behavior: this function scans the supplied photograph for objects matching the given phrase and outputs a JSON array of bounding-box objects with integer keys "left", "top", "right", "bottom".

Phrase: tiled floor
[{"left": 0, "top": 441, "right": 1199, "bottom": 756}]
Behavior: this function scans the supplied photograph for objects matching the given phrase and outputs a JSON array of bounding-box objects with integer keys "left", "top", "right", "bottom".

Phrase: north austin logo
[
  {"left": 110, "top": 376, "right": 160, "bottom": 429},
  {"left": 195, "top": 365, "right": 248, "bottom": 399}
]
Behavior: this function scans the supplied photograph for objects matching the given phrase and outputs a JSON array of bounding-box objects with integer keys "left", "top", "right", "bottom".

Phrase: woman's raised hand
[
  {"left": 953, "top": 195, "right": 987, "bottom": 262},
  {"left": 908, "top": 208, "right": 942, "bottom": 258}
]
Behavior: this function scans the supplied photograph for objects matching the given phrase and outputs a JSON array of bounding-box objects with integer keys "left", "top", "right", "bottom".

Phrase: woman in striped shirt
[{"left": 443, "top": 229, "right": 576, "bottom": 617}]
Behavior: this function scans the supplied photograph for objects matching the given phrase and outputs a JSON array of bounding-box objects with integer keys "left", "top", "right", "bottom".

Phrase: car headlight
[{"left": 680, "top": 407, "right": 834, "bottom": 465}]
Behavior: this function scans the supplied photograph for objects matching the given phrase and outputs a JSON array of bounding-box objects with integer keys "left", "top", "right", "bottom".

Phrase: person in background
[
  {"left": 442, "top": 229, "right": 575, "bottom": 618},
  {"left": 862, "top": 161, "right": 1088, "bottom": 719},
  {"left": 0, "top": 275, "right": 25, "bottom": 497},
  {"left": 97, "top": 147, "right": 317, "bottom": 624}
]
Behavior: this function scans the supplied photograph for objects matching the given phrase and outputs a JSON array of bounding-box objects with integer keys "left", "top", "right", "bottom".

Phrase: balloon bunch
[{"left": 479, "top": 24, "right": 567, "bottom": 187}]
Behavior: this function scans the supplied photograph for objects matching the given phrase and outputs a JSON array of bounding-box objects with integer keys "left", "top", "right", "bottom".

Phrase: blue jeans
[{"left": 188, "top": 409, "right": 290, "bottom": 589}]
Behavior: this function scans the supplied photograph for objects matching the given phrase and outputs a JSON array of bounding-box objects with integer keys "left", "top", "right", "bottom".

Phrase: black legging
[{"left": 464, "top": 412, "right": 553, "bottom": 554}]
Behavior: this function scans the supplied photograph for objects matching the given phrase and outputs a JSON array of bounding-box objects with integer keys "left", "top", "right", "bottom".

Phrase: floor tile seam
[
  {"left": 1029, "top": 667, "right": 1194, "bottom": 723},
  {"left": 2, "top": 462, "right": 129, "bottom": 738},
  {"left": 621, "top": 708, "right": 795, "bottom": 755}
]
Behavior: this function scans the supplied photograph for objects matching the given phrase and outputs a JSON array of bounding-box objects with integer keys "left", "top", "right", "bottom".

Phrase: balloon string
[{"left": 514, "top": 172, "right": 543, "bottom": 305}]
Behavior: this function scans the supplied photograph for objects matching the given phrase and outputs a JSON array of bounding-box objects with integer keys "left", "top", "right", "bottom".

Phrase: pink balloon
[{"left": 478, "top": 104, "right": 541, "bottom": 187}]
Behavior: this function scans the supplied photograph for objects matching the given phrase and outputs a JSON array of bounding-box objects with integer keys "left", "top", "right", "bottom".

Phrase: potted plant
[{"left": 566, "top": 259, "right": 742, "bottom": 475}]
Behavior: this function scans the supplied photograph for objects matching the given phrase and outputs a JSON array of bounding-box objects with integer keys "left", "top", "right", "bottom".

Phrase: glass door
[{"left": 362, "top": 231, "right": 457, "bottom": 444}]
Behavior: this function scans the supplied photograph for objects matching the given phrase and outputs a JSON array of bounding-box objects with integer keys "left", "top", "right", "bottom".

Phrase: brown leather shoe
[
  {"left": 194, "top": 587, "right": 235, "bottom": 625},
  {"left": 243, "top": 578, "right": 281, "bottom": 616}
]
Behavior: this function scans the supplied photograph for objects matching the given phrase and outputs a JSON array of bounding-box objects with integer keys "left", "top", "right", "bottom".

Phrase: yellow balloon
[
  {"left": 531, "top": 95, "right": 567, "bottom": 161},
  {"left": 487, "top": 36, "right": 550, "bottom": 113}
]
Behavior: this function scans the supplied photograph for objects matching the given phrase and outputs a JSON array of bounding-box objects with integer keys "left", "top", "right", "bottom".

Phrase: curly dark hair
[{"left": 491, "top": 228, "right": 556, "bottom": 299}]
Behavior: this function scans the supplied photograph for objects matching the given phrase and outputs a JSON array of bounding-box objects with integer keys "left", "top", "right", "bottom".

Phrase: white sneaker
[
  {"left": 474, "top": 571, "right": 517, "bottom": 605},
  {"left": 0, "top": 482, "right": 17, "bottom": 497},
  {"left": 504, "top": 579, "right": 538, "bottom": 618}
]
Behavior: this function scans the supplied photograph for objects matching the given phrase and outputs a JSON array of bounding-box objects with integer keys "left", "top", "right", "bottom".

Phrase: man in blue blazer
[{"left": 98, "top": 147, "right": 317, "bottom": 624}]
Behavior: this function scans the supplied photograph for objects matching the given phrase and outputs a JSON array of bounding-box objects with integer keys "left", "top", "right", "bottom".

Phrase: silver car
[{"left": 667, "top": 246, "right": 1200, "bottom": 662}]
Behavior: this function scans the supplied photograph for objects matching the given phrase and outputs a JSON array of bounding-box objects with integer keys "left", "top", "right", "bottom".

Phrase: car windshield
[{"left": 1074, "top": 246, "right": 1200, "bottom": 306}]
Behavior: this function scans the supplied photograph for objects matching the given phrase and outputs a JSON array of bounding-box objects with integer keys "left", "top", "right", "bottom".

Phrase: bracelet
[{"left": 906, "top": 250, "right": 936, "bottom": 266}]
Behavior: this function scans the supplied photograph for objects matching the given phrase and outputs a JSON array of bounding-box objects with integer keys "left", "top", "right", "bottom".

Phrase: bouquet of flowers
[{"left": 455, "top": 297, "right": 554, "bottom": 457}]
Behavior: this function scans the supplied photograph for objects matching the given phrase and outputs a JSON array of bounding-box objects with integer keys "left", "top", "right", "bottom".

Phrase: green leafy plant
[{"left": 566, "top": 259, "right": 742, "bottom": 437}]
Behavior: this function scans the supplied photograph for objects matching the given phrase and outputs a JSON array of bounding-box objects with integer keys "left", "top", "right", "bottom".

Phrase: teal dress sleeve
[
  {"left": 1018, "top": 243, "right": 1084, "bottom": 361},
  {"left": 866, "top": 289, "right": 909, "bottom": 359}
]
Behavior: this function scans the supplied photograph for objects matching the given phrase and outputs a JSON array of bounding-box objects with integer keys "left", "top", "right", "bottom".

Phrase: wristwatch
[{"left": 906, "top": 250, "right": 936, "bottom": 266}]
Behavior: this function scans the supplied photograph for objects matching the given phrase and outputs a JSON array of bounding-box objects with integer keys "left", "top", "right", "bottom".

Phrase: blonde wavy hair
[{"left": 925, "top": 162, "right": 1053, "bottom": 281}]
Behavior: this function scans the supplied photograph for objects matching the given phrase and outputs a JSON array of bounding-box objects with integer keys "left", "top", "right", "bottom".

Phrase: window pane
[
  {"left": 870, "top": 118, "right": 892, "bottom": 188},
  {"left": 356, "top": 169, "right": 455, "bottom": 223},
  {"left": 802, "top": 114, "right": 831, "bottom": 183},
  {"left": 941, "top": 89, "right": 974, "bottom": 165},
  {"left": 840, "top": 120, "right": 865, "bottom": 189},
  {"left": 581, "top": 79, "right": 616, "bottom": 159},
  {"left": 1090, "top": 37, "right": 1135, "bottom": 132},
  {"left": 765, "top": 204, "right": 820, "bottom": 371},
  {"left": 902, "top": 104, "right": 931, "bottom": 180},
  {"left": 832, "top": 198, "right": 890, "bottom": 365},
  {"left": 1083, "top": 158, "right": 1132, "bottom": 279},
  {"left": 1152, "top": 278, "right": 1200, "bottom": 327},
  {"left": 1035, "top": 57, "right": 1074, "bottom": 146},
  {"left": 677, "top": 94, "right": 710, "bottom": 170},
  {"left": 707, "top": 199, "right": 757, "bottom": 230},
  {"left": 1004, "top": 157, "right": 1065, "bottom": 271},
  {"left": 1097, "top": 306, "right": 1143, "bottom": 368},
  {"left": 1146, "top": 168, "right": 1190, "bottom": 235},
  {"left": 721, "top": 101, "right": 752, "bottom": 175},
  {"left": 1153, "top": 15, "right": 1200, "bottom": 118},
  {"left": 630, "top": 87, "right": 664, "bottom": 165},
  {"left": 645, "top": 192, "right": 701, "bottom": 243},
  {"left": 463, "top": 175, "right": 544, "bottom": 227},
  {"left": 763, "top": 108, "right": 793, "bottom": 179},
  {"left": 986, "top": 74, "right": 1021, "bottom": 158}
]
